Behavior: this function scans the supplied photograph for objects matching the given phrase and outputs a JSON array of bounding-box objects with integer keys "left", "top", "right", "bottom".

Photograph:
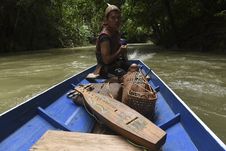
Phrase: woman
[{"left": 94, "top": 4, "right": 131, "bottom": 77}]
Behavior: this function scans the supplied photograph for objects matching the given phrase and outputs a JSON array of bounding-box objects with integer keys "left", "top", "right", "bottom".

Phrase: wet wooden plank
[{"left": 30, "top": 130, "right": 141, "bottom": 151}]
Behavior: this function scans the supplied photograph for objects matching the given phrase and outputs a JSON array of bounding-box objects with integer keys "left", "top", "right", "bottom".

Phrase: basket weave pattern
[{"left": 122, "top": 71, "right": 157, "bottom": 118}]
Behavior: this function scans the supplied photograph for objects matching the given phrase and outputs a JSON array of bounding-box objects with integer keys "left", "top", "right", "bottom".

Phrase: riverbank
[{"left": 1, "top": 42, "right": 226, "bottom": 57}]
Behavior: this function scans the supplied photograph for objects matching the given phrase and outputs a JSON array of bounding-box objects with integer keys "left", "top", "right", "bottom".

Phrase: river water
[{"left": 0, "top": 44, "right": 225, "bottom": 143}]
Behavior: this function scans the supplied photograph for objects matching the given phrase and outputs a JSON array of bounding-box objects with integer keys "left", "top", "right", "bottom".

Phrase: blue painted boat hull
[{"left": 0, "top": 60, "right": 225, "bottom": 151}]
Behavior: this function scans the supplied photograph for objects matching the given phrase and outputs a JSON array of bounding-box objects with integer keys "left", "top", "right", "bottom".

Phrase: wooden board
[
  {"left": 75, "top": 86, "right": 166, "bottom": 151},
  {"left": 30, "top": 130, "right": 141, "bottom": 151}
]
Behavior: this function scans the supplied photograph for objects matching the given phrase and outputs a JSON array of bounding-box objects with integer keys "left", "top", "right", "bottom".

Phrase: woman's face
[{"left": 107, "top": 11, "right": 121, "bottom": 31}]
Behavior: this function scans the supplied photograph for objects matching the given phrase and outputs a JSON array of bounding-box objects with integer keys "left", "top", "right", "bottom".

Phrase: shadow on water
[{"left": 0, "top": 44, "right": 226, "bottom": 143}]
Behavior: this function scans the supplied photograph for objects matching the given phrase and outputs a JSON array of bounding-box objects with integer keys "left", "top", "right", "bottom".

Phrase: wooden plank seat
[{"left": 30, "top": 130, "right": 142, "bottom": 151}]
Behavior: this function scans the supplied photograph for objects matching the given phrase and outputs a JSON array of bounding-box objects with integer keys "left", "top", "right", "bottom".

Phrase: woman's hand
[
  {"left": 120, "top": 45, "right": 127, "bottom": 55},
  {"left": 119, "top": 45, "right": 128, "bottom": 61}
]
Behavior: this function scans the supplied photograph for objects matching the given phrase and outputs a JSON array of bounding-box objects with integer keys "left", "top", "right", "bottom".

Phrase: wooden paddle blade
[{"left": 75, "top": 86, "right": 166, "bottom": 151}]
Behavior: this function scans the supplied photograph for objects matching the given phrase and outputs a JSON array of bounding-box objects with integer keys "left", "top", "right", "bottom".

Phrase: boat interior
[{"left": 0, "top": 60, "right": 224, "bottom": 151}]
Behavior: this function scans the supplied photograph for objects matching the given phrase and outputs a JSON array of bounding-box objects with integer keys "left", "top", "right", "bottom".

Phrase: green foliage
[
  {"left": 0, "top": 0, "right": 225, "bottom": 52},
  {"left": 122, "top": 0, "right": 226, "bottom": 50},
  {"left": 48, "top": 0, "right": 99, "bottom": 47}
]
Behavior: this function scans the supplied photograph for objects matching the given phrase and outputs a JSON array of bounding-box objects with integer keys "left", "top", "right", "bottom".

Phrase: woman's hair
[
  {"left": 105, "top": 3, "right": 120, "bottom": 19},
  {"left": 100, "top": 4, "right": 121, "bottom": 31}
]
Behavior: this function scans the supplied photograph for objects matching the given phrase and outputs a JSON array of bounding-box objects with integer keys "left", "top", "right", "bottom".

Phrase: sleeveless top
[
  {"left": 95, "top": 27, "right": 121, "bottom": 76},
  {"left": 96, "top": 27, "right": 121, "bottom": 66}
]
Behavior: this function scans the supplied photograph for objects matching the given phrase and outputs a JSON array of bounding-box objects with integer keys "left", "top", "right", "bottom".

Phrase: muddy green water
[{"left": 0, "top": 45, "right": 225, "bottom": 143}]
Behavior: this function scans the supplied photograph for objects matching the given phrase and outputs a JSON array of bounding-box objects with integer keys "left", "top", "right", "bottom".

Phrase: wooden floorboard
[{"left": 30, "top": 130, "right": 142, "bottom": 151}]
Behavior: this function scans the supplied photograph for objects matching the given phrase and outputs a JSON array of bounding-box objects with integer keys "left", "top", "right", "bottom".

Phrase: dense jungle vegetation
[{"left": 0, "top": 0, "right": 226, "bottom": 53}]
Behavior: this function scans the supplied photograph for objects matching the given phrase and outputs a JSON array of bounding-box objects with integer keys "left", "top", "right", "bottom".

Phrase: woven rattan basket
[{"left": 122, "top": 70, "right": 157, "bottom": 119}]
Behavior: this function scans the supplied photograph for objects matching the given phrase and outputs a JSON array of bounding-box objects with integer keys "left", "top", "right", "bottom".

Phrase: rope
[
  {"left": 126, "top": 139, "right": 148, "bottom": 151},
  {"left": 80, "top": 89, "right": 103, "bottom": 125},
  {"left": 106, "top": 82, "right": 114, "bottom": 98},
  {"left": 97, "top": 83, "right": 105, "bottom": 94},
  {"left": 131, "top": 72, "right": 152, "bottom": 93},
  {"left": 133, "top": 83, "right": 152, "bottom": 93}
]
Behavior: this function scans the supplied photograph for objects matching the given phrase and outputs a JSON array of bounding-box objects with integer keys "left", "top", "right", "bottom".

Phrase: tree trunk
[{"left": 162, "top": 0, "right": 178, "bottom": 47}]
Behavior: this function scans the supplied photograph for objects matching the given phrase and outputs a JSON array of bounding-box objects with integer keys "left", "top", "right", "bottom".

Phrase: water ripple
[
  {"left": 128, "top": 51, "right": 156, "bottom": 61},
  {"left": 169, "top": 80, "right": 226, "bottom": 97},
  {"left": 191, "top": 105, "right": 226, "bottom": 118}
]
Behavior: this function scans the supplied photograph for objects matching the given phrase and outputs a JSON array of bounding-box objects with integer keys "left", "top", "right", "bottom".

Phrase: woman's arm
[{"left": 100, "top": 41, "right": 127, "bottom": 64}]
